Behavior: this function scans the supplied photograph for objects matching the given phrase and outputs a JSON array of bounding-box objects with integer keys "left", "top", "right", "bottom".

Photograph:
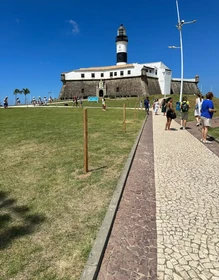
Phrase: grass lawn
[
  {"left": 0, "top": 107, "right": 145, "bottom": 280},
  {"left": 50, "top": 95, "right": 163, "bottom": 108},
  {"left": 209, "top": 127, "right": 219, "bottom": 139}
]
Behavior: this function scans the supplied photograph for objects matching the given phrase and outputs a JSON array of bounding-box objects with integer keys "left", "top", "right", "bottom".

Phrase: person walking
[
  {"left": 165, "top": 97, "right": 175, "bottom": 130},
  {"left": 144, "top": 97, "right": 150, "bottom": 115},
  {"left": 153, "top": 99, "right": 160, "bottom": 115},
  {"left": 161, "top": 98, "right": 166, "bottom": 116},
  {"left": 3, "top": 96, "right": 8, "bottom": 108},
  {"left": 139, "top": 100, "right": 143, "bottom": 110},
  {"left": 79, "top": 97, "right": 83, "bottom": 108},
  {"left": 200, "top": 92, "right": 216, "bottom": 144},
  {"left": 102, "top": 97, "right": 106, "bottom": 111},
  {"left": 194, "top": 93, "right": 202, "bottom": 126},
  {"left": 180, "top": 96, "right": 190, "bottom": 130},
  {"left": 75, "top": 97, "right": 78, "bottom": 107}
]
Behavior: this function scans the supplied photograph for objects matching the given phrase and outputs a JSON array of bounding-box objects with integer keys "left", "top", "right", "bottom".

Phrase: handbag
[{"left": 170, "top": 111, "right": 176, "bottom": 119}]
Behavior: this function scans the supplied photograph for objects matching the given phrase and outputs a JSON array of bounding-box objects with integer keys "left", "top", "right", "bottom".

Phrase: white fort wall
[
  {"left": 64, "top": 64, "right": 154, "bottom": 80},
  {"left": 64, "top": 62, "right": 172, "bottom": 95}
]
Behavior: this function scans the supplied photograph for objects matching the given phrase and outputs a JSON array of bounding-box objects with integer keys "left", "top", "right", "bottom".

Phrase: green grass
[
  {"left": 209, "top": 127, "right": 219, "bottom": 139},
  {"left": 0, "top": 107, "right": 145, "bottom": 280},
  {"left": 50, "top": 95, "right": 163, "bottom": 108}
]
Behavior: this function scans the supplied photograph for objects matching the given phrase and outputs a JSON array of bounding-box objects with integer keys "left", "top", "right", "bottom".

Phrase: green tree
[
  {"left": 13, "top": 89, "right": 20, "bottom": 105},
  {"left": 22, "top": 88, "right": 30, "bottom": 105}
]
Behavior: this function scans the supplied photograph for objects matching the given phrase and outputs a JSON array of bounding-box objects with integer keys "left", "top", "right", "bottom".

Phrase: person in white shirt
[{"left": 194, "top": 93, "right": 202, "bottom": 126}]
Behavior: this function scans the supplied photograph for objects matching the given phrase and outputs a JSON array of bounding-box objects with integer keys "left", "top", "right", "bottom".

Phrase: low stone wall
[
  {"left": 105, "top": 77, "right": 148, "bottom": 97},
  {"left": 171, "top": 81, "right": 200, "bottom": 95},
  {"left": 59, "top": 76, "right": 162, "bottom": 99}
]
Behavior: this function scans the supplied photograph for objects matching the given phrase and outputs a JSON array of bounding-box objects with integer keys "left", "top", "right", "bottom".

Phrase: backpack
[{"left": 181, "top": 101, "right": 189, "bottom": 112}]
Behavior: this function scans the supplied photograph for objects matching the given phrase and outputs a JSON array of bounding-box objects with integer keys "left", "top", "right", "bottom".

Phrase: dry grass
[{"left": 0, "top": 107, "right": 145, "bottom": 280}]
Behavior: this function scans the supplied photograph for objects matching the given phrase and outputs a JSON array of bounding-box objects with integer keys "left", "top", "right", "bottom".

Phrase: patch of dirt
[{"left": 76, "top": 172, "right": 91, "bottom": 179}]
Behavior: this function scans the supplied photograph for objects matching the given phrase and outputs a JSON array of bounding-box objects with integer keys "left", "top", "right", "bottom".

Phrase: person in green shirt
[{"left": 180, "top": 96, "right": 190, "bottom": 130}]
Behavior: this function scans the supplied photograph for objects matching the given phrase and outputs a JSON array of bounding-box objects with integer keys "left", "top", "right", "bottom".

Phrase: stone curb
[{"left": 80, "top": 116, "right": 148, "bottom": 280}]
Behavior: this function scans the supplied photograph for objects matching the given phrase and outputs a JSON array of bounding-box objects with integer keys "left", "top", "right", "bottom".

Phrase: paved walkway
[{"left": 97, "top": 113, "right": 219, "bottom": 280}]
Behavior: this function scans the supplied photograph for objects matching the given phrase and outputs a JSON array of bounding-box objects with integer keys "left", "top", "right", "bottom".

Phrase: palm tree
[
  {"left": 13, "top": 89, "right": 20, "bottom": 105},
  {"left": 22, "top": 88, "right": 30, "bottom": 105}
]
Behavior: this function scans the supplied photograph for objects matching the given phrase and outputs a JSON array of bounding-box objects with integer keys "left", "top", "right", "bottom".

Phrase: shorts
[
  {"left": 181, "top": 112, "right": 188, "bottom": 121},
  {"left": 201, "top": 117, "right": 211, "bottom": 127}
]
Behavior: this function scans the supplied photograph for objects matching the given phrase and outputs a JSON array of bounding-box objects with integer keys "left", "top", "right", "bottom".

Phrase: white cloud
[{"left": 66, "top": 20, "right": 79, "bottom": 34}]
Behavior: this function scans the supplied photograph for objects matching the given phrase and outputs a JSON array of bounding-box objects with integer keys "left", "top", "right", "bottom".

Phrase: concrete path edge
[{"left": 80, "top": 116, "right": 148, "bottom": 280}]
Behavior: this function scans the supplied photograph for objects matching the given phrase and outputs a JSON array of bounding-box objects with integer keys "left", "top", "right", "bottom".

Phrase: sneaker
[
  {"left": 200, "top": 139, "right": 203, "bottom": 142},
  {"left": 203, "top": 140, "right": 212, "bottom": 144},
  {"left": 180, "top": 126, "right": 183, "bottom": 130}
]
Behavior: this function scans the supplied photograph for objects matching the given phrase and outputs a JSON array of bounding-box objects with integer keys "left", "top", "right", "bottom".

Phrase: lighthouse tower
[{"left": 116, "top": 24, "right": 128, "bottom": 65}]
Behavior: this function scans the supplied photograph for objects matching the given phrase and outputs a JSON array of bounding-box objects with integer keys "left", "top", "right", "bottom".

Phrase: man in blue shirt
[
  {"left": 144, "top": 97, "right": 150, "bottom": 115},
  {"left": 200, "top": 92, "right": 216, "bottom": 143}
]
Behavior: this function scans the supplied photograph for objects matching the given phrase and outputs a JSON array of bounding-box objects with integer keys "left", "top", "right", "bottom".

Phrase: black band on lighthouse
[{"left": 117, "top": 53, "right": 127, "bottom": 63}]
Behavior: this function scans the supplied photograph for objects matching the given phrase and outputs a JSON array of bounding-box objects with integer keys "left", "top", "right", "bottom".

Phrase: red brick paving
[{"left": 98, "top": 114, "right": 157, "bottom": 280}]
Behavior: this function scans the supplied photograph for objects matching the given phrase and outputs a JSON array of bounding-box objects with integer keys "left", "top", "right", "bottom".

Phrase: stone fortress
[{"left": 59, "top": 24, "right": 200, "bottom": 99}]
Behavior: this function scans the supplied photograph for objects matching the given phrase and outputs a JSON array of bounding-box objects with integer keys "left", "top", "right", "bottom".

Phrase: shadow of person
[{"left": 0, "top": 191, "right": 46, "bottom": 250}]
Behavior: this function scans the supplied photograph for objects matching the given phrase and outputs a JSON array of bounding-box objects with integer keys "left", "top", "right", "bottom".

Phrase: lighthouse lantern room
[{"left": 116, "top": 24, "right": 128, "bottom": 65}]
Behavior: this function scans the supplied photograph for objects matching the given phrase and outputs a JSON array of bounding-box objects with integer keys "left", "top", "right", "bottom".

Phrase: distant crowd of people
[
  {"left": 2, "top": 95, "right": 55, "bottom": 107},
  {"left": 143, "top": 92, "right": 216, "bottom": 144},
  {"left": 31, "top": 96, "right": 53, "bottom": 106}
]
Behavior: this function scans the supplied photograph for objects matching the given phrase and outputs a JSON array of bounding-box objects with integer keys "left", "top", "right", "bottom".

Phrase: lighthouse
[{"left": 116, "top": 24, "right": 128, "bottom": 65}]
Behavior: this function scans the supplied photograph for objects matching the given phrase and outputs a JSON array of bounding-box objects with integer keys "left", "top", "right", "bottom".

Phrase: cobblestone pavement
[
  {"left": 154, "top": 114, "right": 219, "bottom": 280},
  {"left": 97, "top": 112, "right": 219, "bottom": 280}
]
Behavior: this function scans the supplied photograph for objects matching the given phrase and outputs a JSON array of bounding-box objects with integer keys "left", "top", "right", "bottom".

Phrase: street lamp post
[
  {"left": 169, "top": 0, "right": 197, "bottom": 103},
  {"left": 176, "top": 0, "right": 184, "bottom": 104}
]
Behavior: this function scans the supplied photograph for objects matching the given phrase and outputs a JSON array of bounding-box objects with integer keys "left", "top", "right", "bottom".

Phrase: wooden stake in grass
[
  {"left": 123, "top": 103, "right": 126, "bottom": 133},
  {"left": 84, "top": 108, "right": 88, "bottom": 173},
  {"left": 134, "top": 102, "right": 137, "bottom": 121}
]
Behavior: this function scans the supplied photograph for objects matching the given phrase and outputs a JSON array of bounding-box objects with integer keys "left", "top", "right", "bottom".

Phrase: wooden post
[
  {"left": 134, "top": 103, "right": 137, "bottom": 121},
  {"left": 84, "top": 109, "right": 88, "bottom": 173},
  {"left": 123, "top": 104, "right": 126, "bottom": 133}
]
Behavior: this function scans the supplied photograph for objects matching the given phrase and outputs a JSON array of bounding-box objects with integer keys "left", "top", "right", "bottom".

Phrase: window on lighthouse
[
  {"left": 120, "top": 71, "right": 124, "bottom": 76},
  {"left": 128, "top": 70, "right": 131, "bottom": 75},
  {"left": 91, "top": 73, "right": 95, "bottom": 78},
  {"left": 101, "top": 73, "right": 104, "bottom": 78},
  {"left": 81, "top": 73, "right": 85, "bottom": 78}
]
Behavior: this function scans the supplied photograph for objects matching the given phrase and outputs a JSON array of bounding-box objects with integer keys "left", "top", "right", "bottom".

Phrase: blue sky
[{"left": 0, "top": 0, "right": 218, "bottom": 104}]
